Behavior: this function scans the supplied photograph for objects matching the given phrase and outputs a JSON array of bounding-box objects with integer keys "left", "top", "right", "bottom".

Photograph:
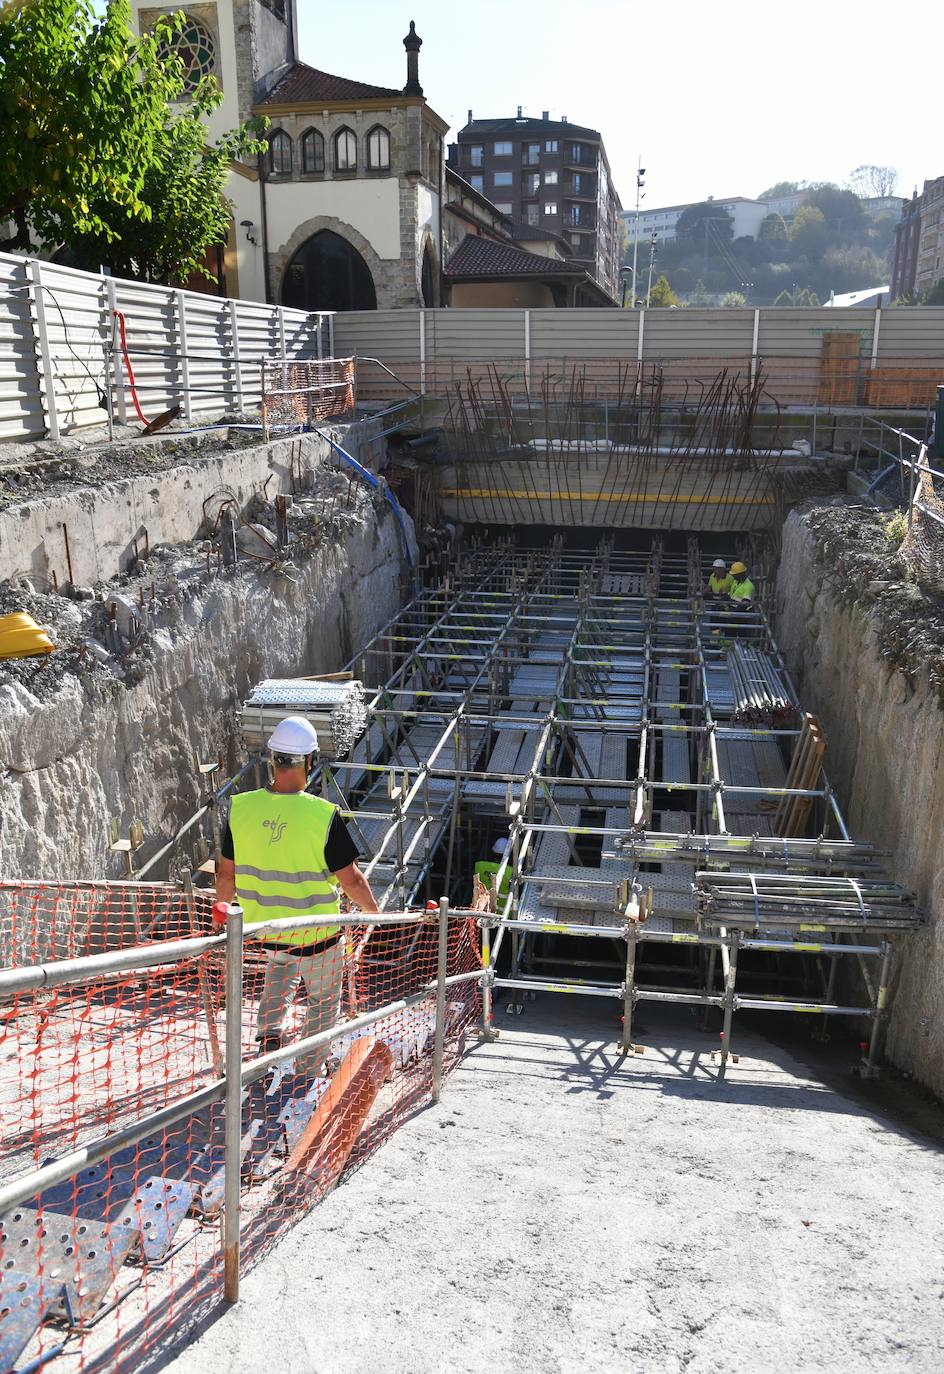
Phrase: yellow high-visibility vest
[
  {"left": 708, "top": 573, "right": 733, "bottom": 595},
  {"left": 229, "top": 789, "right": 341, "bottom": 947},
  {"left": 730, "top": 576, "right": 755, "bottom": 601}
]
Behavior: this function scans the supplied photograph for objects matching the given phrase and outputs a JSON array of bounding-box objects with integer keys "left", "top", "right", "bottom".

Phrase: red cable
[{"left": 113, "top": 309, "right": 152, "bottom": 427}]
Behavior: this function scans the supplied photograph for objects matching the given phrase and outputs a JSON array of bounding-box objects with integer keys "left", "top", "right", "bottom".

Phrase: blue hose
[
  {"left": 865, "top": 462, "right": 897, "bottom": 495},
  {"left": 319, "top": 432, "right": 415, "bottom": 568}
]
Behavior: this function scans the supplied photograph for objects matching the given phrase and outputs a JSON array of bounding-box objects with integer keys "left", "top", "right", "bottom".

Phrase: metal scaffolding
[{"left": 267, "top": 534, "right": 923, "bottom": 1080}]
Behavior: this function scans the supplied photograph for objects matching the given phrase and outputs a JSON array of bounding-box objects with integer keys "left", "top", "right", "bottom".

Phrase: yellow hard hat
[{"left": 730, "top": 561, "right": 747, "bottom": 576}]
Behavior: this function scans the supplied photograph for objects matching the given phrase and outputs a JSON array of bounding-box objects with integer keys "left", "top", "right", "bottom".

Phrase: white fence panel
[{"left": 0, "top": 256, "right": 43, "bottom": 441}]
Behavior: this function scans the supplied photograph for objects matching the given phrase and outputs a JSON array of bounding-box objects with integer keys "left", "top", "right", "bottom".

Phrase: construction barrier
[{"left": 0, "top": 882, "right": 482, "bottom": 1373}]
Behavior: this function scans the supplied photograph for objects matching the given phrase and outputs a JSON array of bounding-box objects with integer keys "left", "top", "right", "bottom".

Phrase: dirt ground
[{"left": 157, "top": 997, "right": 944, "bottom": 1374}]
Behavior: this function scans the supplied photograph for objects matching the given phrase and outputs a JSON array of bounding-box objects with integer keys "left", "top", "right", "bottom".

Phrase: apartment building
[
  {"left": 891, "top": 177, "right": 944, "bottom": 299},
  {"left": 449, "top": 112, "right": 622, "bottom": 301},
  {"left": 627, "top": 196, "right": 771, "bottom": 246}
]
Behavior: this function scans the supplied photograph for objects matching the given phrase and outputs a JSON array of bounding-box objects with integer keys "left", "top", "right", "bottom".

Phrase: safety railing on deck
[{"left": 0, "top": 882, "right": 484, "bottom": 1372}]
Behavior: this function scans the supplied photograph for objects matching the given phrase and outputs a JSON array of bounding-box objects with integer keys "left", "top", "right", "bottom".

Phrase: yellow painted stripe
[{"left": 439, "top": 489, "right": 774, "bottom": 507}]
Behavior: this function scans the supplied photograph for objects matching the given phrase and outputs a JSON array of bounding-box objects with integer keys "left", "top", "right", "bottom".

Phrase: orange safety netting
[
  {"left": 0, "top": 881, "right": 481, "bottom": 1373},
  {"left": 260, "top": 357, "right": 356, "bottom": 438}
]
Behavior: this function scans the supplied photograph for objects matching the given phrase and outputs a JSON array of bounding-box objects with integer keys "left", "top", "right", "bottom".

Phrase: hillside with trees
[{"left": 624, "top": 174, "right": 901, "bottom": 306}]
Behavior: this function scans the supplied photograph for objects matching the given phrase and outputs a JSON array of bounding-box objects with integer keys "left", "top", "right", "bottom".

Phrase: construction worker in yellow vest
[
  {"left": 215, "top": 715, "right": 379, "bottom": 1069},
  {"left": 705, "top": 559, "right": 733, "bottom": 598},
  {"left": 728, "top": 561, "right": 756, "bottom": 607}
]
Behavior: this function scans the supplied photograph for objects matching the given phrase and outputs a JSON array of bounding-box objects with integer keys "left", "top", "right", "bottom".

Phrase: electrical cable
[{"left": 112, "top": 309, "right": 152, "bottom": 426}]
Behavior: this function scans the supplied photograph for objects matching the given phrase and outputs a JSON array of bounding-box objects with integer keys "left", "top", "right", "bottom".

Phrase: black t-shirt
[{"left": 221, "top": 808, "right": 359, "bottom": 873}]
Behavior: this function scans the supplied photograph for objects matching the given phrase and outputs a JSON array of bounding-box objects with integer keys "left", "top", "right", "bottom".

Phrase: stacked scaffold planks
[
  {"left": 239, "top": 677, "right": 368, "bottom": 760},
  {"left": 774, "top": 713, "right": 825, "bottom": 838}
]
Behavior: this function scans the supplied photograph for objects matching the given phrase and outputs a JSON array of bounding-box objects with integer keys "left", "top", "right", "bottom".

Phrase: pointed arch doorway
[{"left": 281, "top": 229, "right": 377, "bottom": 311}]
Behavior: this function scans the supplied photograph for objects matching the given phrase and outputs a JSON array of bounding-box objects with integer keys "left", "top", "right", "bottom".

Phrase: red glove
[{"left": 211, "top": 901, "right": 229, "bottom": 928}]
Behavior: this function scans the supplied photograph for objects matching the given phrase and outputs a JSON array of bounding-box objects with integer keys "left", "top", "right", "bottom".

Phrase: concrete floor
[{"left": 162, "top": 998, "right": 944, "bottom": 1374}]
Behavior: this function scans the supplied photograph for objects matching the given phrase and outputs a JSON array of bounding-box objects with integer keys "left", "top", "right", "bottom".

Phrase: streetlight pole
[
  {"left": 631, "top": 156, "right": 645, "bottom": 308},
  {"left": 646, "top": 231, "right": 658, "bottom": 307}
]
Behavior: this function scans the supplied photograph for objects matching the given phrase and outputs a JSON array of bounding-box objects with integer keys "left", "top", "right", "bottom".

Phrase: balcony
[{"left": 566, "top": 182, "right": 596, "bottom": 200}]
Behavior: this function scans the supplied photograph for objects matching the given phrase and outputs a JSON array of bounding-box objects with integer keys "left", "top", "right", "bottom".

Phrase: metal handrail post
[
  {"left": 432, "top": 896, "right": 449, "bottom": 1103},
  {"left": 223, "top": 902, "right": 244, "bottom": 1303},
  {"left": 718, "top": 929, "right": 739, "bottom": 1081}
]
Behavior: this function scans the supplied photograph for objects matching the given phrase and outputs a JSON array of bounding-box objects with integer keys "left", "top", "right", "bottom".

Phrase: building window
[
  {"left": 571, "top": 143, "right": 583, "bottom": 161},
  {"left": 157, "top": 15, "right": 216, "bottom": 95},
  {"left": 545, "top": 140, "right": 558, "bottom": 153},
  {"left": 300, "top": 128, "right": 325, "bottom": 175},
  {"left": 494, "top": 171, "right": 513, "bottom": 187},
  {"left": 366, "top": 125, "right": 390, "bottom": 171},
  {"left": 544, "top": 170, "right": 558, "bottom": 186},
  {"left": 334, "top": 126, "right": 357, "bottom": 172},
  {"left": 493, "top": 141, "right": 512, "bottom": 155},
  {"left": 573, "top": 174, "right": 583, "bottom": 195},
  {"left": 470, "top": 174, "right": 484, "bottom": 193},
  {"left": 525, "top": 172, "right": 540, "bottom": 195},
  {"left": 544, "top": 202, "right": 557, "bottom": 215},
  {"left": 470, "top": 145, "right": 483, "bottom": 166},
  {"left": 493, "top": 203, "right": 513, "bottom": 214},
  {"left": 526, "top": 144, "right": 540, "bottom": 165},
  {"left": 568, "top": 205, "right": 581, "bottom": 225},
  {"left": 266, "top": 129, "right": 292, "bottom": 178},
  {"left": 526, "top": 204, "right": 540, "bottom": 226}
]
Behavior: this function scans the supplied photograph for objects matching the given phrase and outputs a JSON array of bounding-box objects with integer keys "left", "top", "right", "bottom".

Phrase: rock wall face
[
  {"left": 776, "top": 510, "right": 944, "bottom": 1097},
  {"left": 0, "top": 510, "right": 408, "bottom": 882}
]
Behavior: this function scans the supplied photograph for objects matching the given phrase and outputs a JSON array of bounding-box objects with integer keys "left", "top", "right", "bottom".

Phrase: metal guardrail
[{"left": 0, "top": 897, "right": 485, "bottom": 1366}]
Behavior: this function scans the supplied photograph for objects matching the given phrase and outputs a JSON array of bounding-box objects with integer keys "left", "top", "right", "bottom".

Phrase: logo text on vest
[{"left": 262, "top": 816, "right": 287, "bottom": 845}]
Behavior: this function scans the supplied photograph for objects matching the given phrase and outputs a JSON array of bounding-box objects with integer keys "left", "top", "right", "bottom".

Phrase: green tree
[
  {"left": 759, "top": 212, "right": 788, "bottom": 242},
  {"left": 721, "top": 290, "right": 747, "bottom": 307},
  {"left": 647, "top": 274, "right": 678, "bottom": 307},
  {"left": 675, "top": 201, "right": 734, "bottom": 246},
  {"left": 921, "top": 279, "right": 944, "bottom": 305},
  {"left": 0, "top": 0, "right": 264, "bottom": 281},
  {"left": 758, "top": 180, "right": 804, "bottom": 199},
  {"left": 687, "top": 278, "right": 710, "bottom": 306},
  {"left": 806, "top": 185, "right": 865, "bottom": 233},
  {"left": 789, "top": 205, "right": 829, "bottom": 258}
]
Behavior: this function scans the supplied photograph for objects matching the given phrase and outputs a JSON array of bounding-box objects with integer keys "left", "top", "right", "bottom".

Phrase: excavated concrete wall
[
  {"left": 776, "top": 510, "right": 944, "bottom": 1097},
  {"left": 0, "top": 419, "right": 385, "bottom": 591},
  {"left": 0, "top": 509, "right": 409, "bottom": 882}
]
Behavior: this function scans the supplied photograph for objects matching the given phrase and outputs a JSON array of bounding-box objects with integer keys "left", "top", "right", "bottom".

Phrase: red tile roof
[
  {"left": 445, "top": 235, "right": 584, "bottom": 279},
  {"left": 257, "top": 62, "right": 404, "bottom": 106}
]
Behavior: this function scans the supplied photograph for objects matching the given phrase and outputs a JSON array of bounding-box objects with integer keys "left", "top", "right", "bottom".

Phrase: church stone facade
[{"left": 131, "top": 2, "right": 446, "bottom": 309}]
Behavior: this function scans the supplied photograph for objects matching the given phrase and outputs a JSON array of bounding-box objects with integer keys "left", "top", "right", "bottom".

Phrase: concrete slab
[{"left": 162, "top": 1000, "right": 944, "bottom": 1374}]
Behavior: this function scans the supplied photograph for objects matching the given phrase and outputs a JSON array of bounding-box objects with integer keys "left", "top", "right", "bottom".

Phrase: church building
[{"left": 130, "top": 2, "right": 447, "bottom": 308}]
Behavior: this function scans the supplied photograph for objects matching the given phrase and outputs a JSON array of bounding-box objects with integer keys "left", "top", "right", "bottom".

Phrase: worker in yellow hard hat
[{"left": 728, "top": 561, "right": 755, "bottom": 607}]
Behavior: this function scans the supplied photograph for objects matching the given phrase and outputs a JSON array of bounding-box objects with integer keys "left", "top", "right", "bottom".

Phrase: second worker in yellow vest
[
  {"left": 216, "top": 715, "right": 379, "bottom": 1071},
  {"left": 728, "top": 561, "right": 756, "bottom": 606}
]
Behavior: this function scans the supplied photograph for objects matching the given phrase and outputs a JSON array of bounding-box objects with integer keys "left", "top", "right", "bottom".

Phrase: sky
[{"left": 297, "top": 0, "right": 942, "bottom": 211}]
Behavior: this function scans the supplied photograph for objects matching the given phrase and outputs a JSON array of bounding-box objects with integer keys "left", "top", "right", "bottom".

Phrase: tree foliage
[
  {"left": 0, "top": 0, "right": 265, "bottom": 281},
  {"left": 806, "top": 185, "right": 865, "bottom": 233},
  {"left": 789, "top": 204, "right": 829, "bottom": 258},
  {"left": 848, "top": 164, "right": 899, "bottom": 198},
  {"left": 647, "top": 274, "right": 678, "bottom": 307},
  {"left": 675, "top": 201, "right": 733, "bottom": 245},
  {"left": 720, "top": 290, "right": 747, "bottom": 307},
  {"left": 922, "top": 279, "right": 944, "bottom": 306},
  {"left": 759, "top": 212, "right": 788, "bottom": 242},
  {"left": 757, "top": 180, "right": 804, "bottom": 199}
]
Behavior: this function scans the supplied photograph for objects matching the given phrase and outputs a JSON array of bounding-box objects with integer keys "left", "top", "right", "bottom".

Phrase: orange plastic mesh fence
[
  {"left": 261, "top": 356, "right": 355, "bottom": 437},
  {"left": 0, "top": 882, "right": 481, "bottom": 1373}
]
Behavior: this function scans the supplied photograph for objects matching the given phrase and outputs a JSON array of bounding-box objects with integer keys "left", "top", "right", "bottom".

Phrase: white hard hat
[
  {"left": 267, "top": 715, "right": 320, "bottom": 756},
  {"left": 712, "top": 559, "right": 727, "bottom": 569}
]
